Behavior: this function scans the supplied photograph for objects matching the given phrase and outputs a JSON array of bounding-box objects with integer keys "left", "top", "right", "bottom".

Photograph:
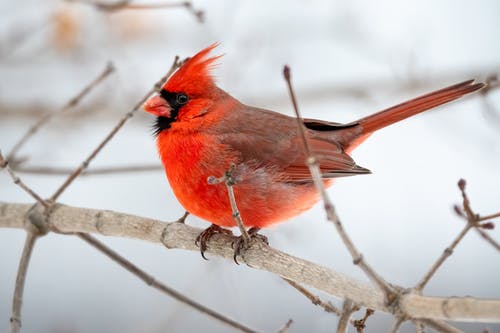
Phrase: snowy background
[{"left": 1, "top": 0, "right": 499, "bottom": 332}]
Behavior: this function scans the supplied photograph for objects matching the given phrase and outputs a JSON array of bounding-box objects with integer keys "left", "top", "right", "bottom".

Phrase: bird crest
[{"left": 162, "top": 43, "right": 222, "bottom": 97}]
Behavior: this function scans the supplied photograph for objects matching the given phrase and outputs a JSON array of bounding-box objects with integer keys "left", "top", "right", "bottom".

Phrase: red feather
[{"left": 163, "top": 43, "right": 222, "bottom": 97}]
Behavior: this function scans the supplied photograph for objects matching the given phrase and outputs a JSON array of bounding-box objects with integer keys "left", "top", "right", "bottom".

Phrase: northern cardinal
[{"left": 144, "top": 44, "right": 484, "bottom": 256}]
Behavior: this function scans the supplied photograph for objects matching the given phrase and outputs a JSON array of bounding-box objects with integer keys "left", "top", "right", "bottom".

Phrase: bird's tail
[{"left": 343, "top": 80, "right": 485, "bottom": 152}]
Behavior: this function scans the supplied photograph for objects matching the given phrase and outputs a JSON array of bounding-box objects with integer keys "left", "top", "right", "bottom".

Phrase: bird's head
[{"left": 144, "top": 43, "right": 223, "bottom": 134}]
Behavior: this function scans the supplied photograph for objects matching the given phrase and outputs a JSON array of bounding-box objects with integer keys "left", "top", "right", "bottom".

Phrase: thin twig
[
  {"left": 474, "top": 227, "right": 500, "bottom": 251},
  {"left": 275, "top": 319, "right": 293, "bottom": 333},
  {"left": 77, "top": 233, "right": 261, "bottom": 333},
  {"left": 7, "top": 63, "right": 115, "bottom": 162},
  {"left": 10, "top": 232, "right": 38, "bottom": 333},
  {"left": 207, "top": 166, "right": 250, "bottom": 243},
  {"left": 478, "top": 212, "right": 500, "bottom": 222},
  {"left": 282, "top": 65, "right": 395, "bottom": 301},
  {"left": 351, "top": 308, "right": 375, "bottom": 333},
  {"left": 176, "top": 211, "right": 189, "bottom": 223},
  {"left": 458, "top": 179, "right": 500, "bottom": 252},
  {"left": 225, "top": 176, "right": 250, "bottom": 243},
  {"left": 283, "top": 278, "right": 340, "bottom": 315},
  {"left": 336, "top": 299, "right": 358, "bottom": 333},
  {"left": 415, "top": 223, "right": 473, "bottom": 291},
  {"left": 49, "top": 56, "right": 181, "bottom": 203},
  {"left": 0, "top": 151, "right": 49, "bottom": 208},
  {"left": 14, "top": 164, "right": 162, "bottom": 176},
  {"left": 66, "top": 0, "right": 204, "bottom": 22},
  {"left": 1, "top": 151, "right": 49, "bottom": 333}
]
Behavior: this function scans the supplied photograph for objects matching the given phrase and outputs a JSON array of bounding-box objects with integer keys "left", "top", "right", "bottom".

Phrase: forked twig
[
  {"left": 7, "top": 63, "right": 115, "bottom": 162},
  {"left": 336, "top": 299, "right": 359, "bottom": 333},
  {"left": 1, "top": 152, "right": 49, "bottom": 333},
  {"left": 457, "top": 180, "right": 499, "bottom": 251},
  {"left": 283, "top": 278, "right": 340, "bottom": 315},
  {"left": 78, "top": 233, "right": 260, "bottom": 333},
  {"left": 49, "top": 56, "right": 181, "bottom": 203},
  {"left": 351, "top": 308, "right": 375, "bottom": 333},
  {"left": 0, "top": 151, "right": 48, "bottom": 208},
  {"left": 282, "top": 65, "right": 395, "bottom": 301},
  {"left": 416, "top": 179, "right": 499, "bottom": 291}
]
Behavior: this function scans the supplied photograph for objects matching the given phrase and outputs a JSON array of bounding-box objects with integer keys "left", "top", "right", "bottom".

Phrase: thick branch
[{"left": 1, "top": 202, "right": 499, "bottom": 323}]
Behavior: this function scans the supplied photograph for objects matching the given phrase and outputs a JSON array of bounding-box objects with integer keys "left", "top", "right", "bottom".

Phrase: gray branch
[{"left": 1, "top": 201, "right": 499, "bottom": 323}]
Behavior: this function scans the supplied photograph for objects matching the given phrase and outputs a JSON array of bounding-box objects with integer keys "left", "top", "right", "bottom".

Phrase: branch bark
[{"left": 1, "top": 201, "right": 499, "bottom": 323}]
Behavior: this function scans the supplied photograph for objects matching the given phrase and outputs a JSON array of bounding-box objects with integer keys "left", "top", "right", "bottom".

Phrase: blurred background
[{"left": 1, "top": 0, "right": 499, "bottom": 332}]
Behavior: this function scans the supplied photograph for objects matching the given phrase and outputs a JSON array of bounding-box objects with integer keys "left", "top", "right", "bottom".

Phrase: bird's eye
[{"left": 176, "top": 93, "right": 189, "bottom": 105}]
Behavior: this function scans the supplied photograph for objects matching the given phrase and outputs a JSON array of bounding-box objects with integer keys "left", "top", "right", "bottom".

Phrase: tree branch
[
  {"left": 10, "top": 232, "right": 39, "bottom": 333},
  {"left": 1, "top": 201, "right": 499, "bottom": 323}
]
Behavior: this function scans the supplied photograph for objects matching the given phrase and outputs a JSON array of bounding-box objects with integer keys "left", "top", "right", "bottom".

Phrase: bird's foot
[
  {"left": 231, "top": 227, "right": 268, "bottom": 264},
  {"left": 195, "top": 224, "right": 233, "bottom": 260}
]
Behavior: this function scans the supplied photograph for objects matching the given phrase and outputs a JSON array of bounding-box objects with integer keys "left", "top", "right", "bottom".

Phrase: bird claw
[
  {"left": 231, "top": 227, "right": 268, "bottom": 264},
  {"left": 195, "top": 224, "right": 233, "bottom": 260}
]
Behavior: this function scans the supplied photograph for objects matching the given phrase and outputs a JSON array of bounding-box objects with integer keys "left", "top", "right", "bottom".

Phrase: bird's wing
[
  {"left": 215, "top": 106, "right": 370, "bottom": 182},
  {"left": 283, "top": 137, "right": 370, "bottom": 181}
]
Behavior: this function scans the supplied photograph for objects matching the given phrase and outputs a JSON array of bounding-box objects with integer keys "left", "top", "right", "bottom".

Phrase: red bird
[{"left": 144, "top": 44, "right": 484, "bottom": 256}]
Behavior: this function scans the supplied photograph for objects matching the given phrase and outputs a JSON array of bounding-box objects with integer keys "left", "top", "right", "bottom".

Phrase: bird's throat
[{"left": 153, "top": 115, "right": 178, "bottom": 135}]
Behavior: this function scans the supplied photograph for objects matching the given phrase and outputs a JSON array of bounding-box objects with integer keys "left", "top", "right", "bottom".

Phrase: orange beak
[{"left": 144, "top": 95, "right": 172, "bottom": 117}]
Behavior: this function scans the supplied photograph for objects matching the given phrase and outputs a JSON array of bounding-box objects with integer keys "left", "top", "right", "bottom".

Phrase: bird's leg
[
  {"left": 232, "top": 227, "right": 268, "bottom": 264},
  {"left": 195, "top": 224, "right": 233, "bottom": 260}
]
